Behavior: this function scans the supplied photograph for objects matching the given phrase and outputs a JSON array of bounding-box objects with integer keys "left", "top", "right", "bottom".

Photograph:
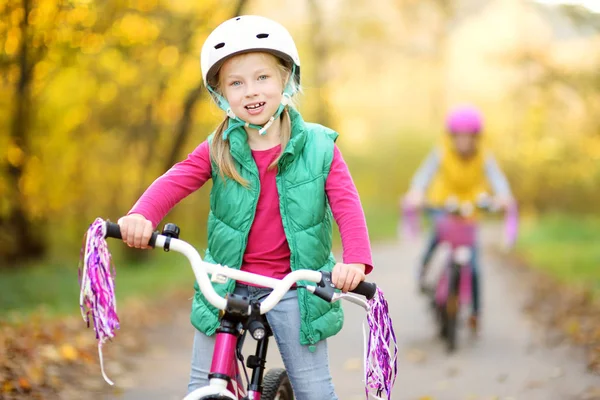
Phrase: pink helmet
[{"left": 446, "top": 105, "right": 483, "bottom": 135}]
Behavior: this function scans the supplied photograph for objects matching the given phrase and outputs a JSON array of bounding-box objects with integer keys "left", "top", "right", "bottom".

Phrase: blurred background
[{"left": 1, "top": 0, "right": 599, "bottom": 398}]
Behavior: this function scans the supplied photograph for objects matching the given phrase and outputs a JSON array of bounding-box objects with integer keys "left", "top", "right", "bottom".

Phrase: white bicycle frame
[{"left": 149, "top": 235, "right": 368, "bottom": 400}]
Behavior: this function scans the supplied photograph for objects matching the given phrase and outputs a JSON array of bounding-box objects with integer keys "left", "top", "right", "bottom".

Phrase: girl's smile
[{"left": 244, "top": 101, "right": 266, "bottom": 115}]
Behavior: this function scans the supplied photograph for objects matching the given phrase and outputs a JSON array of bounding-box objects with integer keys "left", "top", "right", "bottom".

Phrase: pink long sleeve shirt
[{"left": 129, "top": 141, "right": 373, "bottom": 279}]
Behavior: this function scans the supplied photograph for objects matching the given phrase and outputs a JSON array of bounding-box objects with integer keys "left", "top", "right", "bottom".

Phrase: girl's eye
[
  {"left": 230, "top": 81, "right": 242, "bottom": 87},
  {"left": 258, "top": 75, "right": 269, "bottom": 81}
]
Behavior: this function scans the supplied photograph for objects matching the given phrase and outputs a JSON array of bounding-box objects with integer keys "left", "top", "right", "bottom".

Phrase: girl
[
  {"left": 117, "top": 15, "right": 373, "bottom": 399},
  {"left": 403, "top": 105, "right": 514, "bottom": 331}
]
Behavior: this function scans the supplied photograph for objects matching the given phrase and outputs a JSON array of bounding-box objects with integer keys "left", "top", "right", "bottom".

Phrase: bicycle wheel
[
  {"left": 445, "top": 264, "right": 461, "bottom": 353},
  {"left": 437, "top": 303, "right": 448, "bottom": 339},
  {"left": 262, "top": 368, "right": 294, "bottom": 400}
]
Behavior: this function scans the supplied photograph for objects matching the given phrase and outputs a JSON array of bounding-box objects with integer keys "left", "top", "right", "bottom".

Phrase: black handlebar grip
[
  {"left": 105, "top": 221, "right": 122, "bottom": 239},
  {"left": 351, "top": 281, "right": 377, "bottom": 300},
  {"left": 104, "top": 221, "right": 158, "bottom": 248}
]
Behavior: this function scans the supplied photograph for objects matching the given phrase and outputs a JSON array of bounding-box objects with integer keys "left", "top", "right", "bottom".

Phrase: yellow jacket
[{"left": 409, "top": 136, "right": 510, "bottom": 208}]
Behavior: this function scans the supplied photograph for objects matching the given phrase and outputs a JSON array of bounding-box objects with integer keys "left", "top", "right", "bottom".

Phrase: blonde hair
[{"left": 209, "top": 53, "right": 298, "bottom": 187}]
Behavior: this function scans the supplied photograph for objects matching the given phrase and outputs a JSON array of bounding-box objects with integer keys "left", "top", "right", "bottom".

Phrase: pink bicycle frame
[
  {"left": 434, "top": 214, "right": 478, "bottom": 306},
  {"left": 210, "top": 331, "right": 248, "bottom": 399}
]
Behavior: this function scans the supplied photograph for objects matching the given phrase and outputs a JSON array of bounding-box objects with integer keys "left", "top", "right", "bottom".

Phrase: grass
[
  {"left": 331, "top": 202, "right": 398, "bottom": 248},
  {"left": 516, "top": 213, "right": 600, "bottom": 295},
  {"left": 0, "top": 249, "right": 195, "bottom": 321}
]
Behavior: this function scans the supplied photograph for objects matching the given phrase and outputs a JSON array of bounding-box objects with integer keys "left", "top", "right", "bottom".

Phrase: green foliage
[
  {"left": 0, "top": 250, "right": 193, "bottom": 320},
  {"left": 517, "top": 214, "right": 600, "bottom": 294}
]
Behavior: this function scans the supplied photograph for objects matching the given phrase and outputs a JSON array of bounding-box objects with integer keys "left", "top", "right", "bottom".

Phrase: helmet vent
[
  {"left": 214, "top": 42, "right": 225, "bottom": 49},
  {"left": 256, "top": 33, "right": 269, "bottom": 39}
]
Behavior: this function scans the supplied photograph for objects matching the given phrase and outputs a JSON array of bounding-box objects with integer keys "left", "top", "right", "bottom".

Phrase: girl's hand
[
  {"left": 403, "top": 190, "right": 425, "bottom": 210},
  {"left": 117, "top": 214, "right": 154, "bottom": 249},
  {"left": 493, "top": 195, "right": 516, "bottom": 211},
  {"left": 332, "top": 263, "right": 366, "bottom": 293}
]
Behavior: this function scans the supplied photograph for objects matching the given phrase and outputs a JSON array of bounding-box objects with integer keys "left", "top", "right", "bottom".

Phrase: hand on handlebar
[
  {"left": 491, "top": 195, "right": 516, "bottom": 212},
  {"left": 332, "top": 263, "right": 366, "bottom": 293},
  {"left": 402, "top": 190, "right": 426, "bottom": 211},
  {"left": 117, "top": 214, "right": 154, "bottom": 249}
]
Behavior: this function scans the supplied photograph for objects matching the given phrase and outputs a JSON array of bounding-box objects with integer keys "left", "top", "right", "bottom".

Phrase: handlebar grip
[
  {"left": 104, "top": 221, "right": 158, "bottom": 248},
  {"left": 105, "top": 221, "right": 122, "bottom": 239},
  {"left": 351, "top": 281, "right": 377, "bottom": 300}
]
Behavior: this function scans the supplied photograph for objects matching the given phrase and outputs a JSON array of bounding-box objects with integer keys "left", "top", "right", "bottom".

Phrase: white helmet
[{"left": 200, "top": 15, "right": 301, "bottom": 89}]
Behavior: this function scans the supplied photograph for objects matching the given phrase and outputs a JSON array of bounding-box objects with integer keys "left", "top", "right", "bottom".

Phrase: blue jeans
[
  {"left": 188, "top": 285, "right": 338, "bottom": 399},
  {"left": 421, "top": 209, "right": 481, "bottom": 315}
]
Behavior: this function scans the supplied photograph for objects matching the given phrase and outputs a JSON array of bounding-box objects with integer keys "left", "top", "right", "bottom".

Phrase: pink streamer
[
  {"left": 79, "top": 218, "right": 119, "bottom": 385},
  {"left": 365, "top": 287, "right": 398, "bottom": 399},
  {"left": 504, "top": 202, "right": 519, "bottom": 249},
  {"left": 401, "top": 201, "right": 421, "bottom": 240}
]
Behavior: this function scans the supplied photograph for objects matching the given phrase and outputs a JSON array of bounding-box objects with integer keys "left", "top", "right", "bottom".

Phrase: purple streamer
[
  {"left": 365, "top": 287, "right": 398, "bottom": 399},
  {"left": 79, "top": 218, "right": 119, "bottom": 384}
]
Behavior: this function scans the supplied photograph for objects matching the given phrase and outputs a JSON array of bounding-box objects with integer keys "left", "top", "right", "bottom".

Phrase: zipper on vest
[
  {"left": 241, "top": 164, "right": 260, "bottom": 258},
  {"left": 277, "top": 171, "right": 317, "bottom": 346}
]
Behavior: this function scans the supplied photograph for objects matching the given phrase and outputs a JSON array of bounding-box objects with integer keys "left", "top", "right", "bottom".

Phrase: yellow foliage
[
  {"left": 4, "top": 28, "right": 21, "bottom": 56},
  {"left": 99, "top": 48, "right": 124, "bottom": 73},
  {"left": 133, "top": 0, "right": 159, "bottom": 12},
  {"left": 33, "top": 60, "right": 52, "bottom": 82},
  {"left": 3, "top": 380, "right": 13, "bottom": 393},
  {"left": 18, "top": 376, "right": 31, "bottom": 391},
  {"left": 167, "top": 0, "right": 199, "bottom": 14},
  {"left": 98, "top": 82, "right": 118, "bottom": 104},
  {"left": 10, "top": 7, "right": 25, "bottom": 25},
  {"left": 115, "top": 13, "right": 160, "bottom": 45},
  {"left": 27, "top": 8, "right": 44, "bottom": 26},
  {"left": 67, "top": 6, "right": 90, "bottom": 25},
  {"left": 59, "top": 344, "right": 78, "bottom": 361},
  {"left": 6, "top": 145, "right": 25, "bottom": 168},
  {"left": 158, "top": 45, "right": 180, "bottom": 67},
  {"left": 80, "top": 33, "right": 105, "bottom": 54},
  {"left": 116, "top": 63, "right": 139, "bottom": 85}
]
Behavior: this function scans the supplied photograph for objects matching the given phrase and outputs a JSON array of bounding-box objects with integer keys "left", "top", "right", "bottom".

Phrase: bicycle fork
[{"left": 209, "top": 318, "right": 272, "bottom": 400}]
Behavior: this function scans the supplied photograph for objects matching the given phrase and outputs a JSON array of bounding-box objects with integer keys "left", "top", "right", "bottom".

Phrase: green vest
[{"left": 190, "top": 108, "right": 343, "bottom": 347}]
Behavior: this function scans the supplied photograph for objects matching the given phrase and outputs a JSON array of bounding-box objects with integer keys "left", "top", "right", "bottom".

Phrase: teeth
[{"left": 246, "top": 102, "right": 264, "bottom": 109}]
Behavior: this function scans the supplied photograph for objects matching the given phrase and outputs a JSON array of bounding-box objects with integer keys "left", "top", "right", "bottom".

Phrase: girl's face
[
  {"left": 451, "top": 133, "right": 478, "bottom": 157},
  {"left": 219, "top": 52, "right": 288, "bottom": 127}
]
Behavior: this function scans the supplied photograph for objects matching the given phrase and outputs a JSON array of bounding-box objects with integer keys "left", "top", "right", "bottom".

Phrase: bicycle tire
[
  {"left": 261, "top": 368, "right": 294, "bottom": 400},
  {"left": 445, "top": 264, "right": 461, "bottom": 353},
  {"left": 437, "top": 303, "right": 448, "bottom": 339},
  {"left": 445, "top": 293, "right": 459, "bottom": 352}
]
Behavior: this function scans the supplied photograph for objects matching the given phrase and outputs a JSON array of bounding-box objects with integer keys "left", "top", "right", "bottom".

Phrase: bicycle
[
  {"left": 402, "top": 194, "right": 517, "bottom": 352},
  {"left": 79, "top": 219, "right": 397, "bottom": 400}
]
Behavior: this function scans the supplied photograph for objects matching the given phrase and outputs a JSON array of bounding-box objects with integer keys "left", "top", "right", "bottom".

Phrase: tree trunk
[{"left": 0, "top": 0, "right": 45, "bottom": 266}]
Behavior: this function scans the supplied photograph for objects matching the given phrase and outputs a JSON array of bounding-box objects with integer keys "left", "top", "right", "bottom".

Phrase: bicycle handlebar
[{"left": 104, "top": 221, "right": 376, "bottom": 313}]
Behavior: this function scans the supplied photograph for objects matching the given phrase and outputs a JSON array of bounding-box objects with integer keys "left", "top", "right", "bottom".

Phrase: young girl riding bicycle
[
  {"left": 116, "top": 15, "right": 373, "bottom": 399},
  {"left": 402, "top": 105, "right": 515, "bottom": 331}
]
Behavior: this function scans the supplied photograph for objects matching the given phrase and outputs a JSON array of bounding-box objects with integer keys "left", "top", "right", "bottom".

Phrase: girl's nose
[{"left": 244, "top": 82, "right": 258, "bottom": 98}]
